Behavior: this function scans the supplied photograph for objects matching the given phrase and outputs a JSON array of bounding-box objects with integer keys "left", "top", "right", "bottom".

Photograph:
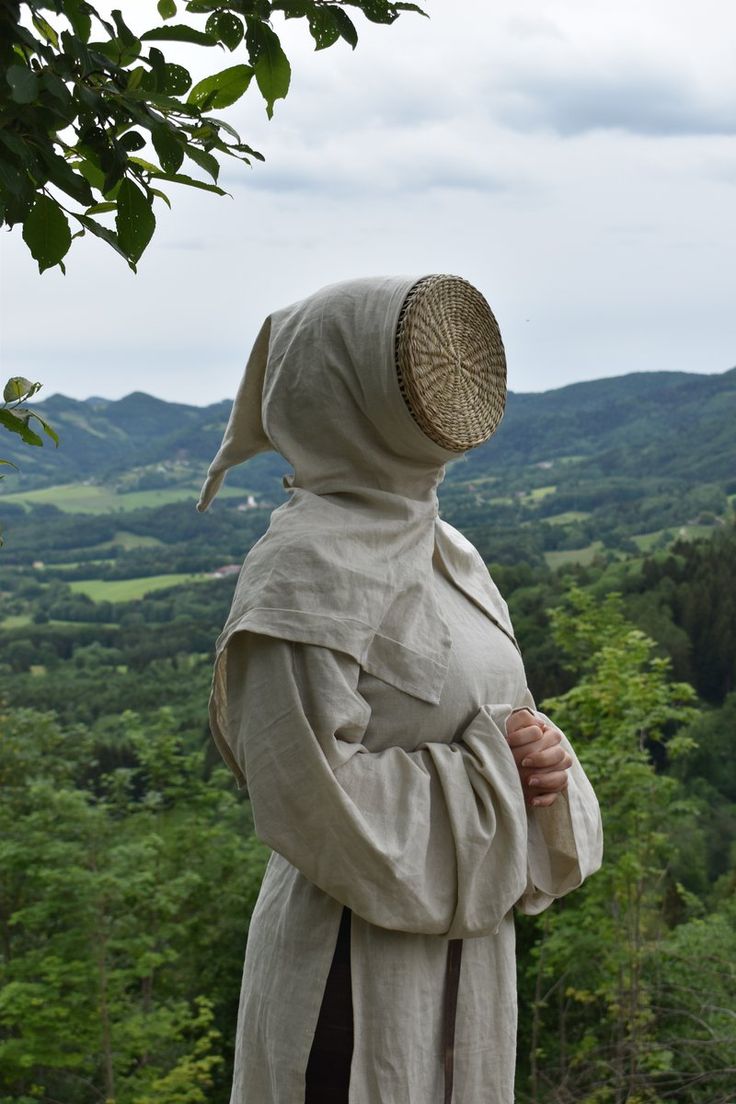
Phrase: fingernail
[
  {"left": 529, "top": 777, "right": 540, "bottom": 786},
  {"left": 521, "top": 759, "right": 531, "bottom": 767}
]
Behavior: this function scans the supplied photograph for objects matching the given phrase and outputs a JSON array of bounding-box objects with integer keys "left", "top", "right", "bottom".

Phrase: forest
[{"left": 0, "top": 376, "right": 735, "bottom": 1103}]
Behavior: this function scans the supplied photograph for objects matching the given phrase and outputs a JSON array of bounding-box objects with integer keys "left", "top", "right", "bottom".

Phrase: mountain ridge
[{"left": 2, "top": 367, "right": 734, "bottom": 510}]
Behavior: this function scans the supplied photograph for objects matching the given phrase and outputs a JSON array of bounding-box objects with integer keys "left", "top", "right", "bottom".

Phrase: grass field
[
  {"left": 632, "top": 530, "right": 672, "bottom": 552},
  {"left": 110, "top": 530, "right": 165, "bottom": 549},
  {"left": 545, "top": 541, "right": 604, "bottom": 569},
  {"left": 0, "top": 482, "right": 245, "bottom": 514},
  {"left": 544, "top": 510, "right": 591, "bottom": 526},
  {"left": 632, "top": 523, "right": 723, "bottom": 551},
  {"left": 68, "top": 573, "right": 209, "bottom": 602},
  {"left": 525, "top": 485, "right": 557, "bottom": 502}
]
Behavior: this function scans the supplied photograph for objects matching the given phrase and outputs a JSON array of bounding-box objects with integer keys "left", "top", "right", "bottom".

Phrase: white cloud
[{"left": 1, "top": 0, "right": 735, "bottom": 406}]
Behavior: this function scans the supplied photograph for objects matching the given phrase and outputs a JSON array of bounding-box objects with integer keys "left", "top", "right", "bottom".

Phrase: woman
[{"left": 198, "top": 274, "right": 603, "bottom": 1104}]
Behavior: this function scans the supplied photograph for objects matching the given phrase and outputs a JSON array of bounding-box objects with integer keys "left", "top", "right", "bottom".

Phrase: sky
[{"left": 1, "top": 0, "right": 735, "bottom": 406}]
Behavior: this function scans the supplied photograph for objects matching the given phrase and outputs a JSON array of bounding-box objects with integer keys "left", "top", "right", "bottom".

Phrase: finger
[
  {"left": 521, "top": 747, "right": 572, "bottom": 771},
  {"left": 506, "top": 733, "right": 545, "bottom": 766},
  {"left": 505, "top": 725, "right": 545, "bottom": 750},
  {"left": 529, "top": 793, "right": 559, "bottom": 808},
  {"left": 508, "top": 707, "right": 536, "bottom": 725},
  {"left": 525, "top": 770, "right": 570, "bottom": 794},
  {"left": 506, "top": 709, "right": 542, "bottom": 736},
  {"left": 511, "top": 727, "right": 561, "bottom": 758}
]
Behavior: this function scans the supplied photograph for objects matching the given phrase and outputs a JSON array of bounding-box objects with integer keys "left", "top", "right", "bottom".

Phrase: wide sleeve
[
  {"left": 224, "top": 631, "right": 531, "bottom": 939},
  {"left": 512, "top": 691, "right": 603, "bottom": 916}
]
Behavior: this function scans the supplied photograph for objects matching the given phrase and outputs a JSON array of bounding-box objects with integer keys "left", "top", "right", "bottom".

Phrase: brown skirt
[{"left": 305, "top": 906, "right": 354, "bottom": 1103}]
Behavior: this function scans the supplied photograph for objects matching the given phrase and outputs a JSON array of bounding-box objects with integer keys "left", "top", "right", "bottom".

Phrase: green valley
[{"left": 1, "top": 366, "right": 734, "bottom": 1104}]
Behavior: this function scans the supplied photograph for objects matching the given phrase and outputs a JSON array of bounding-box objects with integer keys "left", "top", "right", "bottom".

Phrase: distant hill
[
  {"left": 1, "top": 367, "right": 734, "bottom": 567},
  {"left": 3, "top": 367, "right": 735, "bottom": 491}
]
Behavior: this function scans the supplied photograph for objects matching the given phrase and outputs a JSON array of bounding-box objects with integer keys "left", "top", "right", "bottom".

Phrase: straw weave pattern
[{"left": 395, "top": 274, "right": 507, "bottom": 452}]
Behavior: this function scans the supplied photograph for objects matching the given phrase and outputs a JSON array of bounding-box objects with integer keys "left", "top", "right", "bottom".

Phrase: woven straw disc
[{"left": 395, "top": 274, "right": 506, "bottom": 452}]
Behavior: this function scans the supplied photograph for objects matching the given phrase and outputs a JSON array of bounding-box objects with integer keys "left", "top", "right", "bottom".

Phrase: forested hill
[
  {"left": 5, "top": 364, "right": 736, "bottom": 490},
  {"left": 1, "top": 373, "right": 735, "bottom": 1104},
  {"left": 2, "top": 365, "right": 735, "bottom": 570}
]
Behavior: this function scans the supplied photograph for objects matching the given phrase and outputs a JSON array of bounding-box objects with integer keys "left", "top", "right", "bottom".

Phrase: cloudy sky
[{"left": 1, "top": 0, "right": 735, "bottom": 405}]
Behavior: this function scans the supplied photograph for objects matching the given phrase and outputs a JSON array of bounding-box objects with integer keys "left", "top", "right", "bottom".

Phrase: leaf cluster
[
  {"left": 0, "top": 376, "right": 58, "bottom": 544},
  {"left": 1, "top": 0, "right": 423, "bottom": 271}
]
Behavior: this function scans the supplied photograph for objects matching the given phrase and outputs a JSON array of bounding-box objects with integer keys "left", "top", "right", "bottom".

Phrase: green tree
[
  {"left": 1, "top": 0, "right": 424, "bottom": 272},
  {"left": 515, "top": 588, "right": 727, "bottom": 1104},
  {"left": 0, "top": 705, "right": 269, "bottom": 1102}
]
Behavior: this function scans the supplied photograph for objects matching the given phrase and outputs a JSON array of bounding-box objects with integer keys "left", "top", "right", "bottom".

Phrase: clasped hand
[{"left": 505, "top": 709, "right": 572, "bottom": 808}]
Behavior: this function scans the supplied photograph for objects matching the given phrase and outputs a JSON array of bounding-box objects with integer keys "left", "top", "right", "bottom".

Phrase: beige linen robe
[
  {"left": 198, "top": 276, "right": 603, "bottom": 1103},
  {"left": 222, "top": 546, "right": 602, "bottom": 1104}
]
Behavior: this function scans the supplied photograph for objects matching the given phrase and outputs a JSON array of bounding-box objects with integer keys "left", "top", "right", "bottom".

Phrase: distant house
[
  {"left": 211, "top": 564, "right": 242, "bottom": 578},
  {"left": 237, "top": 495, "right": 275, "bottom": 511}
]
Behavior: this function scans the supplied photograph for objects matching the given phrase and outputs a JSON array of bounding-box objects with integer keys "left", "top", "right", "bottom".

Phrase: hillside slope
[{"left": 2, "top": 367, "right": 735, "bottom": 492}]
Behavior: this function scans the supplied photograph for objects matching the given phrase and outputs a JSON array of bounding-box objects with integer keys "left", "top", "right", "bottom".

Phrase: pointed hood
[{"left": 199, "top": 276, "right": 516, "bottom": 786}]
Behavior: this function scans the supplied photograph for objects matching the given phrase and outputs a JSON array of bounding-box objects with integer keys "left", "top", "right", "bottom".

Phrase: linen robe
[
  {"left": 198, "top": 275, "right": 603, "bottom": 1102},
  {"left": 222, "top": 552, "right": 603, "bottom": 1104}
]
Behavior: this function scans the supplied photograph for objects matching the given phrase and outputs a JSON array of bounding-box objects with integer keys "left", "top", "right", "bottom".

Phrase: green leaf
[
  {"left": 146, "top": 45, "right": 167, "bottom": 90},
  {"left": 90, "top": 35, "right": 142, "bottom": 67},
  {"left": 0, "top": 409, "right": 43, "bottom": 447},
  {"left": 65, "top": 0, "right": 92, "bottom": 42},
  {"left": 234, "top": 142, "right": 265, "bottom": 162},
  {"left": 150, "top": 187, "right": 172, "bottom": 209},
  {"left": 127, "top": 65, "right": 146, "bottom": 91},
  {"left": 85, "top": 202, "right": 117, "bottom": 215},
  {"left": 40, "top": 70, "right": 75, "bottom": 113},
  {"left": 40, "top": 150, "right": 95, "bottom": 206},
  {"left": 184, "top": 145, "right": 219, "bottom": 182},
  {"left": 125, "top": 88, "right": 199, "bottom": 115},
  {"left": 32, "top": 13, "right": 59, "bottom": 47},
  {"left": 351, "top": 0, "right": 398, "bottom": 24},
  {"left": 161, "top": 63, "right": 192, "bottom": 95},
  {"left": 205, "top": 12, "right": 244, "bottom": 51},
  {"left": 22, "top": 196, "right": 72, "bottom": 274},
  {"left": 119, "top": 131, "right": 146, "bottom": 152},
  {"left": 73, "top": 213, "right": 134, "bottom": 267},
  {"left": 141, "top": 25, "right": 217, "bottom": 46},
  {"left": 116, "top": 179, "right": 156, "bottom": 264},
  {"left": 28, "top": 412, "right": 60, "bottom": 446},
  {"left": 206, "top": 116, "right": 243, "bottom": 142},
  {"left": 74, "top": 157, "right": 106, "bottom": 192},
  {"left": 129, "top": 156, "right": 165, "bottom": 174},
  {"left": 249, "top": 25, "right": 291, "bottom": 119},
  {"left": 6, "top": 65, "right": 39, "bottom": 104},
  {"left": 0, "top": 130, "right": 35, "bottom": 168},
  {"left": 3, "top": 378, "right": 39, "bottom": 403},
  {"left": 150, "top": 171, "right": 227, "bottom": 196},
  {"left": 0, "top": 158, "right": 29, "bottom": 199},
  {"left": 112, "top": 9, "right": 139, "bottom": 47},
  {"left": 188, "top": 64, "right": 253, "bottom": 110},
  {"left": 332, "top": 8, "right": 358, "bottom": 48},
  {"left": 158, "top": 0, "right": 177, "bottom": 18},
  {"left": 308, "top": 10, "right": 341, "bottom": 50},
  {"left": 152, "top": 126, "right": 184, "bottom": 174},
  {"left": 275, "top": 0, "right": 310, "bottom": 15}
]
